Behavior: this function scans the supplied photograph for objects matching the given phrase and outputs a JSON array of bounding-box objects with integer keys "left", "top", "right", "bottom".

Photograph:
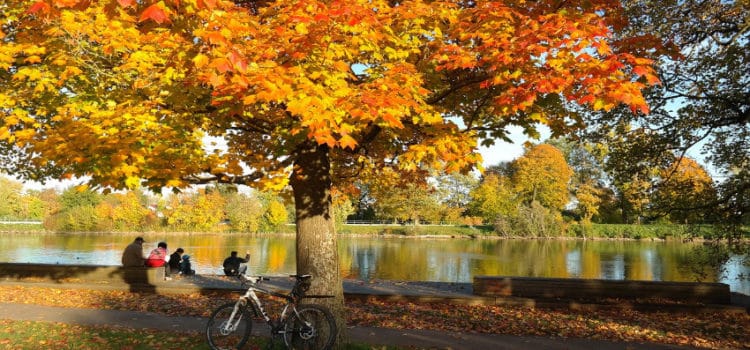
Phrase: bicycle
[{"left": 205, "top": 274, "right": 338, "bottom": 350}]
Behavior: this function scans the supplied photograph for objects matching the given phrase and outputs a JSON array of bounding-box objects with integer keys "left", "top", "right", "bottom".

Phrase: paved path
[{"left": 0, "top": 302, "right": 696, "bottom": 350}]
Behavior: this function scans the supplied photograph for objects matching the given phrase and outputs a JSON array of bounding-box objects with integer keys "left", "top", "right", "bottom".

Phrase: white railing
[
  {"left": 344, "top": 220, "right": 458, "bottom": 226},
  {"left": 0, "top": 220, "right": 42, "bottom": 225}
]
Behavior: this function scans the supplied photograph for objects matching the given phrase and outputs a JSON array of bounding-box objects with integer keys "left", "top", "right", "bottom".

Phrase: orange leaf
[
  {"left": 139, "top": 4, "right": 171, "bottom": 24},
  {"left": 210, "top": 57, "right": 232, "bottom": 73},
  {"left": 381, "top": 112, "right": 403, "bottom": 128},
  {"left": 117, "top": 0, "right": 135, "bottom": 8},
  {"left": 333, "top": 61, "right": 350, "bottom": 72},
  {"left": 227, "top": 51, "right": 247, "bottom": 72},
  {"left": 197, "top": 0, "right": 218, "bottom": 9},
  {"left": 26, "top": 1, "right": 50, "bottom": 14},
  {"left": 632, "top": 66, "right": 648, "bottom": 76}
]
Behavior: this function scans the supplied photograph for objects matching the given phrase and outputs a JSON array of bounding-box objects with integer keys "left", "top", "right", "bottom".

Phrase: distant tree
[
  {"left": 575, "top": 180, "right": 605, "bottom": 224},
  {"left": 224, "top": 192, "right": 263, "bottom": 233},
  {"left": 16, "top": 190, "right": 45, "bottom": 220},
  {"left": 58, "top": 185, "right": 102, "bottom": 211},
  {"left": 468, "top": 173, "right": 518, "bottom": 224},
  {"left": 603, "top": 127, "right": 662, "bottom": 224},
  {"left": 38, "top": 188, "right": 60, "bottom": 225},
  {"left": 261, "top": 199, "right": 290, "bottom": 232},
  {"left": 512, "top": 144, "right": 573, "bottom": 210},
  {"left": 371, "top": 182, "right": 442, "bottom": 225},
  {"left": 45, "top": 186, "right": 102, "bottom": 231},
  {"left": 653, "top": 157, "right": 717, "bottom": 223},
  {"left": 594, "top": 187, "right": 624, "bottom": 224},
  {"left": 331, "top": 186, "right": 356, "bottom": 229},
  {"left": 548, "top": 137, "right": 608, "bottom": 188},
  {"left": 163, "top": 190, "right": 225, "bottom": 232},
  {"left": 433, "top": 171, "right": 478, "bottom": 211},
  {"left": 0, "top": 176, "right": 26, "bottom": 219}
]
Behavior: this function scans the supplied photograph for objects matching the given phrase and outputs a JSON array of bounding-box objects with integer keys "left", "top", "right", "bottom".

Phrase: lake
[{"left": 1, "top": 233, "right": 748, "bottom": 295}]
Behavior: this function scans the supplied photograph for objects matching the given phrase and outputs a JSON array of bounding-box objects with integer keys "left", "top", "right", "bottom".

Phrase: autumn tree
[
  {"left": 0, "top": 175, "right": 44, "bottom": 220},
  {"left": 434, "top": 172, "right": 476, "bottom": 209},
  {"left": 0, "top": 176, "right": 25, "bottom": 219},
  {"left": 547, "top": 138, "right": 609, "bottom": 226},
  {"left": 0, "top": 0, "right": 659, "bottom": 339},
  {"left": 468, "top": 172, "right": 518, "bottom": 223},
  {"left": 331, "top": 186, "right": 356, "bottom": 230},
  {"left": 600, "top": 126, "right": 661, "bottom": 223},
  {"left": 95, "top": 191, "right": 156, "bottom": 231},
  {"left": 46, "top": 186, "right": 103, "bottom": 231},
  {"left": 224, "top": 192, "right": 264, "bottom": 233},
  {"left": 575, "top": 180, "right": 604, "bottom": 224},
  {"left": 370, "top": 182, "right": 442, "bottom": 225},
  {"left": 261, "top": 198, "right": 290, "bottom": 232},
  {"left": 163, "top": 189, "right": 226, "bottom": 231},
  {"left": 653, "top": 157, "right": 716, "bottom": 223},
  {"left": 587, "top": 0, "right": 749, "bottom": 226},
  {"left": 512, "top": 144, "right": 573, "bottom": 210}
]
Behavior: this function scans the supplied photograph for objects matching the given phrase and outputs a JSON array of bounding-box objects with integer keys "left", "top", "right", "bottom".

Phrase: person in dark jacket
[
  {"left": 168, "top": 248, "right": 184, "bottom": 275},
  {"left": 179, "top": 254, "right": 195, "bottom": 275},
  {"left": 223, "top": 251, "right": 250, "bottom": 276},
  {"left": 121, "top": 237, "right": 146, "bottom": 267}
]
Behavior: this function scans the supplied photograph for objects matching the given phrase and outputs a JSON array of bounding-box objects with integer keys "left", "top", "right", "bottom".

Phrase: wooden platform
[{"left": 473, "top": 276, "right": 731, "bottom": 305}]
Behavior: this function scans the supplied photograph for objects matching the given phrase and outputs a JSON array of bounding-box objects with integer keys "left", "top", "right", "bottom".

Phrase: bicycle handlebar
[{"left": 240, "top": 275, "right": 270, "bottom": 284}]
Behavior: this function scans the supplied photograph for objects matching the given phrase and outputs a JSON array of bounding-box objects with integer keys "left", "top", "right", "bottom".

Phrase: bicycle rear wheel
[
  {"left": 283, "top": 304, "right": 337, "bottom": 350},
  {"left": 206, "top": 302, "right": 253, "bottom": 350}
]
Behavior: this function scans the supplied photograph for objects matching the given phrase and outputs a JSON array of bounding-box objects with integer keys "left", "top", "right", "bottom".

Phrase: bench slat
[{"left": 473, "top": 276, "right": 730, "bottom": 304}]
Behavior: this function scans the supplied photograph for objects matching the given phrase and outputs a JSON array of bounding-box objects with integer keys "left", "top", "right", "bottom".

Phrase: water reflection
[{"left": 0, "top": 233, "right": 747, "bottom": 295}]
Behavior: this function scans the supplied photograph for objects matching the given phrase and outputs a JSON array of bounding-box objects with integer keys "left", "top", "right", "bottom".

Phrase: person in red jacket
[{"left": 145, "top": 242, "right": 168, "bottom": 267}]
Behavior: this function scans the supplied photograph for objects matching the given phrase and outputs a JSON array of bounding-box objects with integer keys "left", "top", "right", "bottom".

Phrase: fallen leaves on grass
[
  {"left": 0, "top": 320, "right": 208, "bottom": 350},
  {"left": 0, "top": 286, "right": 747, "bottom": 349}
]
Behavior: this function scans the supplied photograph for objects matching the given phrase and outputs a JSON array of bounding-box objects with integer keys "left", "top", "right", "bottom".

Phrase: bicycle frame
[
  {"left": 207, "top": 274, "right": 336, "bottom": 350},
  {"left": 222, "top": 276, "right": 301, "bottom": 336}
]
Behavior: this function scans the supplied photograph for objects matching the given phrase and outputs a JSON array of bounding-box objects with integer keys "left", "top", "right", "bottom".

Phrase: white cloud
[{"left": 477, "top": 125, "right": 550, "bottom": 168}]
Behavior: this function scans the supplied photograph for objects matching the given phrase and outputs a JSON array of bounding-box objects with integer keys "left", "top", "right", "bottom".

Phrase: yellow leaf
[
  {"left": 125, "top": 176, "right": 140, "bottom": 189},
  {"left": 593, "top": 98, "right": 605, "bottom": 110},
  {"left": 25, "top": 55, "right": 42, "bottom": 64},
  {"left": 192, "top": 53, "right": 209, "bottom": 68},
  {"left": 339, "top": 134, "right": 358, "bottom": 150},
  {"left": 295, "top": 23, "right": 308, "bottom": 35}
]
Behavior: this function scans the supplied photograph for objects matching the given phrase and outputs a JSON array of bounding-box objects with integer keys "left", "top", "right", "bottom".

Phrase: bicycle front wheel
[
  {"left": 283, "top": 304, "right": 337, "bottom": 350},
  {"left": 206, "top": 302, "right": 253, "bottom": 350}
]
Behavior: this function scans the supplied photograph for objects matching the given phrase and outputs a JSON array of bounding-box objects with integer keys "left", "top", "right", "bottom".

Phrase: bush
[
  {"left": 568, "top": 224, "right": 733, "bottom": 240},
  {"left": 493, "top": 202, "right": 564, "bottom": 237}
]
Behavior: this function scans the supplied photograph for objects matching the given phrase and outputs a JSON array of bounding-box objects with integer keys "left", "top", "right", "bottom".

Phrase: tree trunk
[{"left": 289, "top": 142, "right": 346, "bottom": 347}]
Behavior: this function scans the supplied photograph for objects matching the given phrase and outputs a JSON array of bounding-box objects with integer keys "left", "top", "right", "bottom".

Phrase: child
[{"left": 179, "top": 254, "right": 195, "bottom": 276}]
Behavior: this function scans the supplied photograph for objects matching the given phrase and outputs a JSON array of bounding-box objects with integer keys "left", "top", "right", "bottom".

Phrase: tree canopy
[
  {"left": 587, "top": 0, "right": 749, "bottom": 225},
  {"left": 1, "top": 0, "right": 658, "bottom": 191},
  {"left": 1, "top": 0, "right": 660, "bottom": 340}
]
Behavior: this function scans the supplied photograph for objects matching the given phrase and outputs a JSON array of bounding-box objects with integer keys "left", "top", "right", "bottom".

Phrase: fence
[{"left": 0, "top": 220, "right": 42, "bottom": 225}]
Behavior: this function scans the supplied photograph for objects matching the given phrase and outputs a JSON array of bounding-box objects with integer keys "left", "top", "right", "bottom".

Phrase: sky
[{"left": 476, "top": 125, "right": 540, "bottom": 168}]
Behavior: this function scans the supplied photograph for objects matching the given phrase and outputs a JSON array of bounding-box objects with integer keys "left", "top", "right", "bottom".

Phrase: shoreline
[{"left": 1, "top": 229, "right": 748, "bottom": 243}]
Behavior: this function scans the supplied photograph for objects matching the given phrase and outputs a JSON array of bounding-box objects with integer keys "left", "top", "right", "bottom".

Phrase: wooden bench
[
  {"left": 473, "top": 276, "right": 731, "bottom": 305},
  {"left": 0, "top": 263, "right": 166, "bottom": 285}
]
